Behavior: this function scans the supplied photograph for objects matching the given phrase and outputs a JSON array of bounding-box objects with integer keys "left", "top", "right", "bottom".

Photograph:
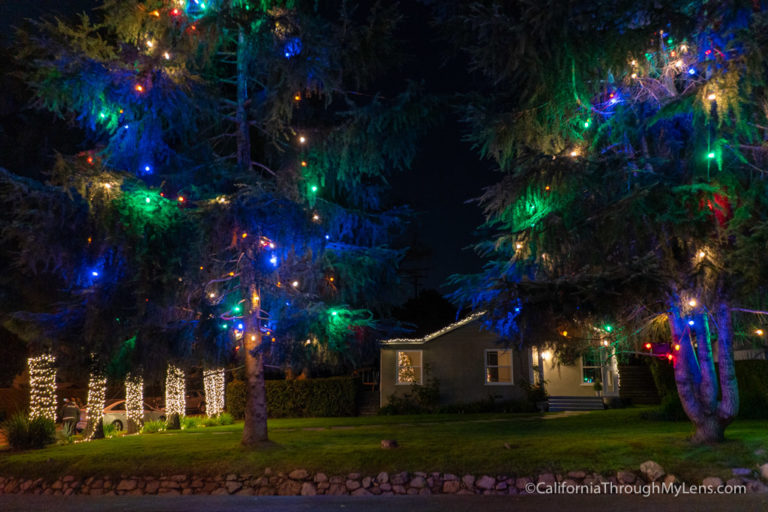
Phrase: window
[
  {"left": 485, "top": 350, "right": 513, "bottom": 384},
  {"left": 581, "top": 348, "right": 602, "bottom": 385},
  {"left": 396, "top": 351, "right": 422, "bottom": 384}
]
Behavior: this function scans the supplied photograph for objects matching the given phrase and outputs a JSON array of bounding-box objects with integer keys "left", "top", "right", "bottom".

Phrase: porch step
[{"left": 547, "top": 396, "right": 605, "bottom": 412}]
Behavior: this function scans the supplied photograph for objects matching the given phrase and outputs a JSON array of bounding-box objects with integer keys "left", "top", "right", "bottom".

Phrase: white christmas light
[
  {"left": 203, "top": 368, "right": 225, "bottom": 417},
  {"left": 126, "top": 372, "right": 144, "bottom": 427},
  {"left": 28, "top": 354, "right": 57, "bottom": 421},
  {"left": 83, "top": 371, "right": 107, "bottom": 441},
  {"left": 165, "top": 364, "right": 186, "bottom": 418}
]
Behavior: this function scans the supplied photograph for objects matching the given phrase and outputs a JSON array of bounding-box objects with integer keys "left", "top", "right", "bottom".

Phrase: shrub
[
  {"left": 379, "top": 376, "right": 441, "bottom": 415},
  {"left": 202, "top": 416, "right": 220, "bottom": 427},
  {"left": 58, "top": 421, "right": 76, "bottom": 444},
  {"left": 3, "top": 413, "right": 56, "bottom": 450},
  {"left": 226, "top": 377, "right": 358, "bottom": 418},
  {"left": 648, "top": 359, "right": 768, "bottom": 420},
  {"left": 181, "top": 416, "right": 202, "bottom": 430},
  {"left": 141, "top": 420, "right": 166, "bottom": 434},
  {"left": 217, "top": 412, "right": 234, "bottom": 425},
  {"left": 102, "top": 422, "right": 117, "bottom": 438},
  {"left": 166, "top": 413, "right": 181, "bottom": 430},
  {"left": 226, "top": 380, "right": 247, "bottom": 419}
]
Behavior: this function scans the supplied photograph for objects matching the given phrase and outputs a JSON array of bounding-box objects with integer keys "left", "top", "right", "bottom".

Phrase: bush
[
  {"left": 217, "top": 412, "right": 234, "bottom": 425},
  {"left": 735, "top": 360, "right": 768, "bottom": 419},
  {"left": 181, "top": 416, "right": 202, "bottom": 430},
  {"left": 102, "top": 422, "right": 117, "bottom": 438},
  {"left": 166, "top": 413, "right": 181, "bottom": 430},
  {"left": 141, "top": 420, "right": 166, "bottom": 434},
  {"left": 379, "top": 377, "right": 441, "bottom": 415},
  {"left": 226, "top": 377, "right": 358, "bottom": 419},
  {"left": 202, "top": 416, "right": 220, "bottom": 427},
  {"left": 648, "top": 359, "right": 768, "bottom": 420},
  {"left": 226, "top": 380, "right": 246, "bottom": 419},
  {"left": 3, "top": 413, "right": 56, "bottom": 450}
]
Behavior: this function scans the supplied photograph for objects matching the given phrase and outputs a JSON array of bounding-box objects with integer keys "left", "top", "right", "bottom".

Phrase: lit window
[
  {"left": 581, "top": 348, "right": 602, "bottom": 384},
  {"left": 396, "top": 351, "right": 422, "bottom": 384},
  {"left": 485, "top": 350, "right": 513, "bottom": 384}
]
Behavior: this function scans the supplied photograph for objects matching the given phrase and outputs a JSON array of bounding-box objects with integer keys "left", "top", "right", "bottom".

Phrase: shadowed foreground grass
[{"left": 1, "top": 408, "right": 766, "bottom": 482}]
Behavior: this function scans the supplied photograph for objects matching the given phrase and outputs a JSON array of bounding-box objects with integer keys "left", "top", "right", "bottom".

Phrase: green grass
[{"left": 1, "top": 408, "right": 766, "bottom": 482}]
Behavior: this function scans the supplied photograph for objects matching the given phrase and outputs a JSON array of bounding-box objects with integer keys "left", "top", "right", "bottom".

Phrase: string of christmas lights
[
  {"left": 28, "top": 354, "right": 57, "bottom": 421},
  {"left": 165, "top": 364, "right": 186, "bottom": 417},
  {"left": 203, "top": 367, "right": 225, "bottom": 417},
  {"left": 125, "top": 372, "right": 145, "bottom": 427},
  {"left": 83, "top": 371, "right": 107, "bottom": 441}
]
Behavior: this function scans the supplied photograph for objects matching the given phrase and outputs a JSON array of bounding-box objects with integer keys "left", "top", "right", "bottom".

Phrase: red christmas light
[{"left": 644, "top": 343, "right": 652, "bottom": 350}]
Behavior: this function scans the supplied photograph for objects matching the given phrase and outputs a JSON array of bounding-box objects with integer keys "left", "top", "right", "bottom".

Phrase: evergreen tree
[
  {"left": 6, "top": 0, "right": 432, "bottom": 445},
  {"left": 446, "top": 0, "right": 768, "bottom": 443}
]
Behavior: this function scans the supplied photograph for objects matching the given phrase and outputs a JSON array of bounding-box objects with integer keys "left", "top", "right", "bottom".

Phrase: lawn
[{"left": 1, "top": 408, "right": 767, "bottom": 482}]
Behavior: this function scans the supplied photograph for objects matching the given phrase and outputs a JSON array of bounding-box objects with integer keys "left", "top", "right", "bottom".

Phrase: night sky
[{"left": 0, "top": 0, "right": 498, "bottom": 296}]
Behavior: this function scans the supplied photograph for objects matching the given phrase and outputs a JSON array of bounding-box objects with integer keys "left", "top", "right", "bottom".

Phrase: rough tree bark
[
  {"left": 235, "top": 25, "right": 269, "bottom": 447},
  {"left": 240, "top": 257, "right": 269, "bottom": 446},
  {"left": 668, "top": 301, "right": 738, "bottom": 443}
]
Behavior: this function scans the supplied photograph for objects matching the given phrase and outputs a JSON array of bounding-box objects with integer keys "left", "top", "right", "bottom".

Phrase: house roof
[{"left": 381, "top": 312, "right": 485, "bottom": 346}]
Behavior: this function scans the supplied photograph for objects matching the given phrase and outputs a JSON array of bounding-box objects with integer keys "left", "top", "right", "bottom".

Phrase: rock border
[{"left": 2, "top": 461, "right": 768, "bottom": 496}]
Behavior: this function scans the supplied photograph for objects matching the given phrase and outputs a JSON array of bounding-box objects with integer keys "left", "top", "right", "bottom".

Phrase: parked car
[
  {"left": 186, "top": 390, "right": 206, "bottom": 414},
  {"left": 101, "top": 400, "right": 166, "bottom": 431}
]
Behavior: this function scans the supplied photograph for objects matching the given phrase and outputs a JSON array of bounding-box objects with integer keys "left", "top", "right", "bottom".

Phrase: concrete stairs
[{"left": 547, "top": 396, "right": 605, "bottom": 412}]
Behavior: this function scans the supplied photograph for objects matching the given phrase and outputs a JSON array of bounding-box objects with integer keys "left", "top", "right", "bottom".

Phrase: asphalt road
[{"left": 1, "top": 495, "right": 767, "bottom": 512}]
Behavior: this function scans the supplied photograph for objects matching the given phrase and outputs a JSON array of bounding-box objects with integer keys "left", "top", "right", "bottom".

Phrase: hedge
[
  {"left": 226, "top": 376, "right": 358, "bottom": 419},
  {"left": 648, "top": 358, "right": 768, "bottom": 419}
]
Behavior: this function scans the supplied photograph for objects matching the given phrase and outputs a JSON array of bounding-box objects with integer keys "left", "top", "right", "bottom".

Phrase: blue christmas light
[
  {"left": 269, "top": 254, "right": 278, "bottom": 266},
  {"left": 688, "top": 68, "right": 696, "bottom": 75},
  {"left": 688, "top": 320, "right": 695, "bottom": 326},
  {"left": 237, "top": 323, "right": 244, "bottom": 330},
  {"left": 324, "top": 234, "right": 330, "bottom": 240},
  {"left": 91, "top": 271, "right": 99, "bottom": 277},
  {"left": 283, "top": 37, "right": 302, "bottom": 58}
]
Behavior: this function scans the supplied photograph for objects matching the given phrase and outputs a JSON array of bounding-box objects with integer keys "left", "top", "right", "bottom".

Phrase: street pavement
[{"left": 1, "top": 494, "right": 767, "bottom": 512}]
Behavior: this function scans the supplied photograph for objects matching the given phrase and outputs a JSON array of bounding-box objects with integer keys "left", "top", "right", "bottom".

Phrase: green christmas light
[
  {"left": 604, "top": 324, "right": 613, "bottom": 332},
  {"left": 584, "top": 119, "right": 591, "bottom": 129},
  {"left": 311, "top": 185, "right": 318, "bottom": 192},
  {"left": 707, "top": 152, "right": 715, "bottom": 159}
]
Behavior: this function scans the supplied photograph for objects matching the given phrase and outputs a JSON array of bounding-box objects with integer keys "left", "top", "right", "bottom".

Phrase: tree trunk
[
  {"left": 236, "top": 25, "right": 251, "bottom": 173},
  {"left": 241, "top": 281, "right": 268, "bottom": 446},
  {"left": 668, "top": 302, "right": 738, "bottom": 444},
  {"left": 690, "top": 414, "right": 725, "bottom": 444}
]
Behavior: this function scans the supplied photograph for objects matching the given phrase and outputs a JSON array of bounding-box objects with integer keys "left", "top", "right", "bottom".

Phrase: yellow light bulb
[
  {"left": 688, "top": 299, "right": 697, "bottom": 307},
  {"left": 299, "top": 136, "right": 306, "bottom": 144},
  {"left": 756, "top": 329, "right": 764, "bottom": 336},
  {"left": 292, "top": 281, "right": 299, "bottom": 287},
  {"left": 707, "top": 93, "right": 717, "bottom": 101}
]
